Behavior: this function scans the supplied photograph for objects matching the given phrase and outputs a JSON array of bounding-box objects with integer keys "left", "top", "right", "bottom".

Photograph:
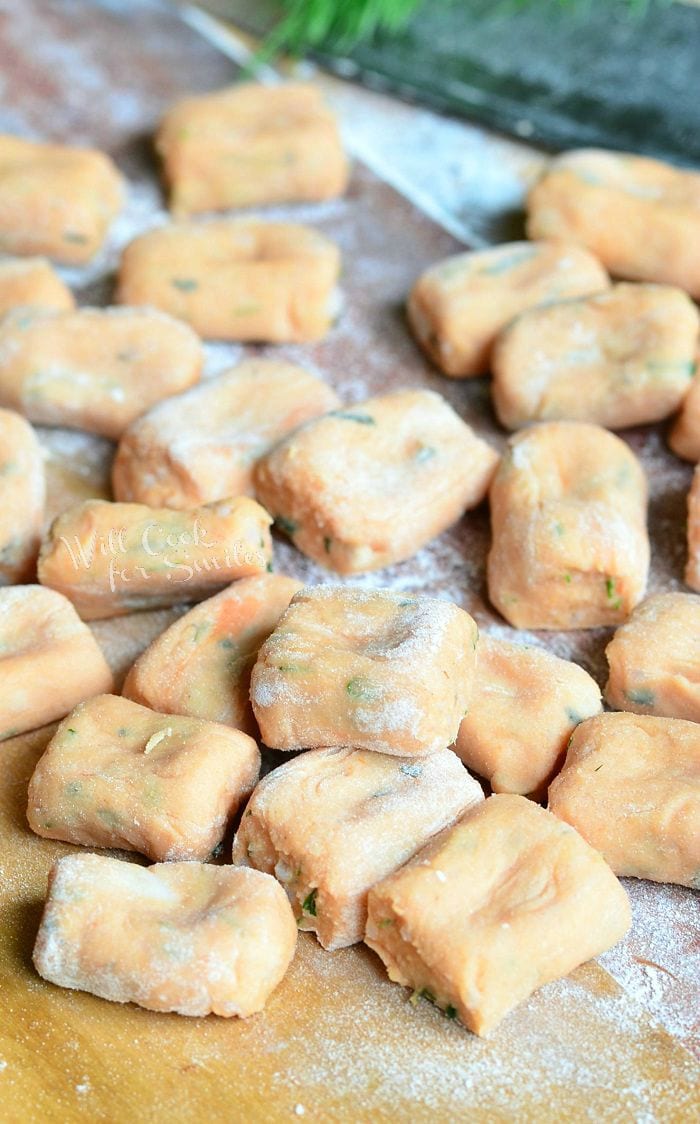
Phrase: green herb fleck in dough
[
  {"left": 331, "top": 410, "right": 376, "bottom": 425},
  {"left": 400, "top": 763, "right": 422, "bottom": 778},
  {"left": 232, "top": 304, "right": 262, "bottom": 316},
  {"left": 563, "top": 573, "right": 572, "bottom": 584},
  {"left": 266, "top": 561, "right": 274, "bottom": 572},
  {"left": 605, "top": 577, "right": 622, "bottom": 610},
  {"left": 414, "top": 445, "right": 436, "bottom": 464},
  {"left": 378, "top": 917, "right": 394, "bottom": 928},
  {"left": 445, "top": 1005, "right": 458, "bottom": 1020},
  {"left": 346, "top": 676, "right": 382, "bottom": 702},
  {"left": 96, "top": 808, "right": 122, "bottom": 830},
  {"left": 625, "top": 688, "right": 655, "bottom": 707},
  {"left": 171, "top": 277, "right": 199, "bottom": 292},
  {"left": 219, "top": 638, "right": 235, "bottom": 650},
  {"left": 301, "top": 889, "right": 317, "bottom": 916},
  {"left": 277, "top": 663, "right": 309, "bottom": 673},
  {"left": 420, "top": 988, "right": 436, "bottom": 1003},
  {"left": 472, "top": 625, "right": 479, "bottom": 651},
  {"left": 64, "top": 780, "right": 83, "bottom": 797},
  {"left": 274, "top": 515, "right": 298, "bottom": 538},
  {"left": 554, "top": 522, "right": 565, "bottom": 537},
  {"left": 323, "top": 536, "right": 332, "bottom": 554},
  {"left": 117, "top": 727, "right": 129, "bottom": 737},
  {"left": 565, "top": 708, "right": 583, "bottom": 725},
  {"left": 191, "top": 622, "right": 210, "bottom": 644},
  {"left": 63, "top": 230, "right": 88, "bottom": 244},
  {"left": 66, "top": 728, "right": 78, "bottom": 735}
]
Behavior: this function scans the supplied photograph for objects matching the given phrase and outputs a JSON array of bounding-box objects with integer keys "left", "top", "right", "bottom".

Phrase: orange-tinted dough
[
  {"left": 365, "top": 794, "right": 630, "bottom": 1036},
  {"left": 548, "top": 712, "right": 700, "bottom": 888},
  {"left": 527, "top": 149, "right": 700, "bottom": 298},
  {"left": 251, "top": 586, "right": 478, "bottom": 756},
  {"left": 686, "top": 466, "right": 700, "bottom": 592},
  {"left": 112, "top": 359, "right": 340, "bottom": 509},
  {"left": 232, "top": 747, "right": 484, "bottom": 950},
  {"left": 0, "top": 307, "right": 202, "bottom": 439},
  {"left": 492, "top": 283, "right": 699, "bottom": 430},
  {"left": 604, "top": 592, "right": 700, "bottom": 721},
  {"left": 254, "top": 388, "right": 499, "bottom": 574},
  {"left": 0, "top": 408, "right": 45, "bottom": 584},
  {"left": 0, "top": 585, "right": 113, "bottom": 741},
  {"left": 488, "top": 422, "right": 649, "bottom": 629},
  {"left": 123, "top": 573, "right": 302, "bottom": 735},
  {"left": 454, "top": 636, "right": 602, "bottom": 798},
  {"left": 34, "top": 854, "right": 296, "bottom": 1017},
  {"left": 27, "top": 693, "right": 260, "bottom": 862},
  {"left": 670, "top": 362, "right": 700, "bottom": 462},
  {"left": 0, "top": 135, "right": 123, "bottom": 264},
  {"left": 117, "top": 220, "right": 340, "bottom": 342},
  {"left": 407, "top": 240, "right": 609, "bottom": 377},
  {"left": 0, "top": 256, "right": 74, "bottom": 314},
  {"left": 38, "top": 496, "right": 273, "bottom": 620},
  {"left": 157, "top": 82, "right": 348, "bottom": 216}
]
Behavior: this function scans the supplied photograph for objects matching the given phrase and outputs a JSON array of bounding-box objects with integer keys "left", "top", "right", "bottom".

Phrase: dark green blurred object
[{"left": 205, "top": 0, "right": 700, "bottom": 165}]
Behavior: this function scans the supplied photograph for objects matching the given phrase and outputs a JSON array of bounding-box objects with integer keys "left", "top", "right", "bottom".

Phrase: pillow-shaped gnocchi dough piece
[
  {"left": 454, "top": 636, "right": 602, "bottom": 799},
  {"left": 527, "top": 149, "right": 700, "bottom": 298},
  {"left": 232, "top": 747, "right": 484, "bottom": 950},
  {"left": 123, "top": 573, "right": 302, "bottom": 735},
  {"left": 0, "top": 257, "right": 74, "bottom": 315},
  {"left": 604, "top": 592, "right": 700, "bottom": 721},
  {"left": 407, "top": 240, "right": 609, "bottom": 377},
  {"left": 0, "top": 135, "right": 123, "bottom": 264},
  {"left": 112, "top": 359, "right": 340, "bottom": 509},
  {"left": 0, "top": 408, "right": 45, "bottom": 585},
  {"left": 0, "top": 307, "right": 202, "bottom": 440},
  {"left": 487, "top": 422, "right": 649, "bottom": 629},
  {"left": 27, "top": 693, "right": 260, "bottom": 862},
  {"left": 0, "top": 585, "right": 113, "bottom": 741},
  {"left": 38, "top": 497, "right": 273, "bottom": 620},
  {"left": 157, "top": 82, "right": 348, "bottom": 216},
  {"left": 365, "top": 794, "right": 631, "bottom": 1036},
  {"left": 251, "top": 585, "right": 478, "bottom": 756},
  {"left": 687, "top": 466, "right": 700, "bottom": 592},
  {"left": 254, "top": 388, "right": 499, "bottom": 574},
  {"left": 548, "top": 712, "right": 700, "bottom": 888},
  {"left": 492, "top": 283, "right": 699, "bottom": 430},
  {"left": 33, "top": 854, "right": 297, "bottom": 1017},
  {"left": 670, "top": 365, "right": 700, "bottom": 462},
  {"left": 117, "top": 220, "right": 340, "bottom": 342}
]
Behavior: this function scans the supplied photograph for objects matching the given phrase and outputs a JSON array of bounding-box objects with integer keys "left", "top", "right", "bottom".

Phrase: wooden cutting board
[{"left": 0, "top": 2, "right": 698, "bottom": 1119}]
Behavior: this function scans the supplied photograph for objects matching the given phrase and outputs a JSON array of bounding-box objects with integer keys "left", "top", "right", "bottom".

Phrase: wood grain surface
[{"left": 0, "top": 1, "right": 698, "bottom": 1120}]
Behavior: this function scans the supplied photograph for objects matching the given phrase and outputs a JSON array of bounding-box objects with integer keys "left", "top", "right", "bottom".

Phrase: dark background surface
[{"left": 209, "top": 0, "right": 700, "bottom": 165}]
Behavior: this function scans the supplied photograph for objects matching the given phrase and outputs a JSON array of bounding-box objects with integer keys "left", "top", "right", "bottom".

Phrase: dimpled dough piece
[
  {"left": 38, "top": 497, "right": 273, "bottom": 620},
  {"left": 27, "top": 693, "right": 260, "bottom": 862},
  {"left": 112, "top": 359, "right": 340, "bottom": 509},
  {"left": 117, "top": 220, "right": 340, "bottom": 342},
  {"left": 0, "top": 585, "right": 113, "bottom": 741},
  {"left": 0, "top": 257, "right": 74, "bottom": 315},
  {"left": 0, "top": 135, "right": 123, "bottom": 264},
  {"left": 669, "top": 362, "right": 700, "bottom": 462},
  {"left": 548, "top": 712, "right": 700, "bottom": 888},
  {"left": 527, "top": 149, "right": 700, "bottom": 298},
  {"left": 604, "top": 592, "right": 700, "bottom": 721},
  {"left": 454, "top": 636, "right": 602, "bottom": 799},
  {"left": 253, "top": 388, "right": 499, "bottom": 574},
  {"left": 492, "top": 283, "right": 699, "bottom": 431},
  {"left": 0, "top": 307, "right": 202, "bottom": 440},
  {"left": 251, "top": 586, "right": 478, "bottom": 756},
  {"left": 0, "top": 408, "right": 45, "bottom": 585},
  {"left": 407, "top": 240, "right": 609, "bottom": 378},
  {"left": 365, "top": 794, "right": 631, "bottom": 1036},
  {"left": 33, "top": 854, "right": 297, "bottom": 1017},
  {"left": 123, "top": 574, "right": 303, "bottom": 735},
  {"left": 157, "top": 82, "right": 348, "bottom": 216},
  {"left": 232, "top": 747, "right": 484, "bottom": 950},
  {"left": 687, "top": 466, "right": 700, "bottom": 592},
  {"left": 487, "top": 422, "right": 649, "bottom": 630}
]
